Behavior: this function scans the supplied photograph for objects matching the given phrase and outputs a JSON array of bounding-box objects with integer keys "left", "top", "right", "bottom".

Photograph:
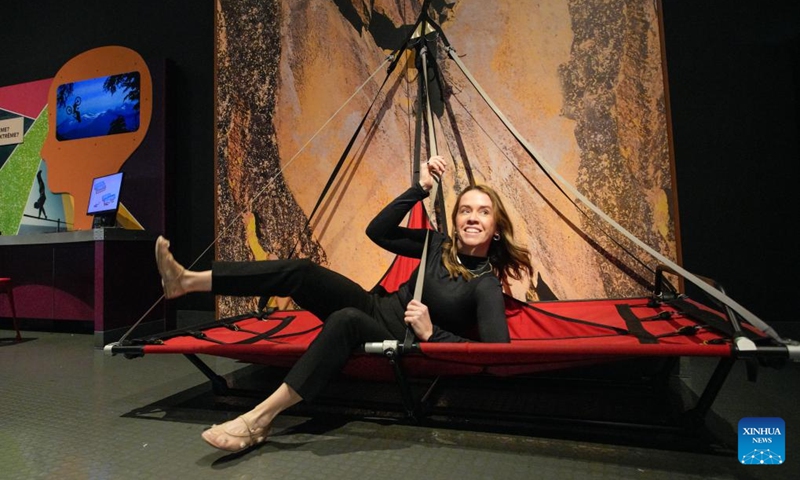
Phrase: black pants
[{"left": 213, "top": 259, "right": 406, "bottom": 400}]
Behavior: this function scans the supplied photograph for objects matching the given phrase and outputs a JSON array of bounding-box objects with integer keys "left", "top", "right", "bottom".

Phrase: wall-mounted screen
[
  {"left": 56, "top": 71, "right": 141, "bottom": 141},
  {"left": 87, "top": 172, "right": 124, "bottom": 216}
]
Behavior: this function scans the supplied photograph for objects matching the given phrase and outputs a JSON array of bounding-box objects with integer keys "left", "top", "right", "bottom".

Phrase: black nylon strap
[
  {"left": 288, "top": 74, "right": 395, "bottom": 258},
  {"left": 187, "top": 331, "right": 224, "bottom": 344},
  {"left": 615, "top": 304, "right": 658, "bottom": 344},
  {"left": 235, "top": 315, "right": 297, "bottom": 344},
  {"left": 292, "top": 0, "right": 436, "bottom": 243},
  {"left": 132, "top": 311, "right": 263, "bottom": 345},
  {"left": 667, "top": 298, "right": 738, "bottom": 338},
  {"left": 402, "top": 325, "right": 415, "bottom": 352},
  {"left": 259, "top": 49, "right": 404, "bottom": 310},
  {"left": 524, "top": 302, "right": 628, "bottom": 335}
]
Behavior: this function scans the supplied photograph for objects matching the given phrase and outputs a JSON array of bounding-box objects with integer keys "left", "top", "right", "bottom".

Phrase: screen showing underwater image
[
  {"left": 87, "top": 172, "right": 124, "bottom": 215},
  {"left": 56, "top": 71, "right": 141, "bottom": 141}
]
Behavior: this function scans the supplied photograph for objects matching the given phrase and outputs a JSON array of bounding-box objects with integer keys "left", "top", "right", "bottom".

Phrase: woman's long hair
[{"left": 441, "top": 184, "right": 533, "bottom": 284}]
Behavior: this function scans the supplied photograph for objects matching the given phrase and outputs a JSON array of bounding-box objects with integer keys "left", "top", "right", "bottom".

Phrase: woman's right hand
[
  {"left": 419, "top": 155, "right": 446, "bottom": 191},
  {"left": 404, "top": 299, "right": 434, "bottom": 341}
]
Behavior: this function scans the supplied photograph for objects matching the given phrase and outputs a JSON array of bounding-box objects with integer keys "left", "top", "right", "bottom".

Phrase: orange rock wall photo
[{"left": 214, "top": 0, "right": 677, "bottom": 317}]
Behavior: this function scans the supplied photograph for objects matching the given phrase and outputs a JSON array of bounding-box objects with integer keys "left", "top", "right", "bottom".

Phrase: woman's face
[{"left": 454, "top": 189, "right": 497, "bottom": 257}]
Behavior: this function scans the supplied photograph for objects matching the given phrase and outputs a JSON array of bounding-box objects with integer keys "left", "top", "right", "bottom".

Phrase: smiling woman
[
  {"left": 153, "top": 154, "right": 532, "bottom": 452},
  {"left": 454, "top": 190, "right": 496, "bottom": 256},
  {"left": 440, "top": 182, "right": 533, "bottom": 288}
]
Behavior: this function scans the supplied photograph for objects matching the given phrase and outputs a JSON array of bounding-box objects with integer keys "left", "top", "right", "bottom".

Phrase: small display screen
[{"left": 87, "top": 172, "right": 124, "bottom": 215}]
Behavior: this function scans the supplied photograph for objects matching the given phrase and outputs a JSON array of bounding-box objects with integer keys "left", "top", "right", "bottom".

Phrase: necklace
[{"left": 457, "top": 255, "right": 493, "bottom": 277}]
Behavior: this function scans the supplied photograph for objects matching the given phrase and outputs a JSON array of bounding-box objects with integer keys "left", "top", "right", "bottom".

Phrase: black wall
[
  {"left": 662, "top": 0, "right": 800, "bottom": 330},
  {"left": 2, "top": 1, "right": 798, "bottom": 330}
]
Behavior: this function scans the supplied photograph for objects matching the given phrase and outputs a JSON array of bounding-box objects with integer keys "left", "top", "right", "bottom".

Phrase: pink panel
[{"left": 0, "top": 78, "right": 52, "bottom": 118}]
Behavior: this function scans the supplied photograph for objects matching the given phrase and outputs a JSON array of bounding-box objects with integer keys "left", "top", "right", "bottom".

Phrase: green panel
[{"left": 0, "top": 110, "right": 48, "bottom": 235}]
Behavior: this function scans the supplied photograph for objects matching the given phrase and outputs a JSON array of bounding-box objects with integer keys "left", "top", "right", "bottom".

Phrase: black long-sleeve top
[{"left": 366, "top": 183, "right": 510, "bottom": 343}]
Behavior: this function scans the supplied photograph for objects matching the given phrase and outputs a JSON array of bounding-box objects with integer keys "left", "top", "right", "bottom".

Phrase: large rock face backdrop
[{"left": 215, "top": 0, "right": 676, "bottom": 317}]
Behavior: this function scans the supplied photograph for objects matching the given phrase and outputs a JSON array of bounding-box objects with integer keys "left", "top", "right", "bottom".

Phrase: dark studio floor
[{"left": 1, "top": 324, "right": 798, "bottom": 480}]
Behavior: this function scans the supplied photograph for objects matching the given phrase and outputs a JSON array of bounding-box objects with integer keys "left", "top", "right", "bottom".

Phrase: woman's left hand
[{"left": 404, "top": 299, "right": 434, "bottom": 341}]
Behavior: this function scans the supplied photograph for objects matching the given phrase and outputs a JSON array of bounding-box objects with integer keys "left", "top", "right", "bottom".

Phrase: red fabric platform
[
  {"left": 119, "top": 203, "right": 764, "bottom": 381},
  {"left": 130, "top": 295, "right": 749, "bottom": 382}
]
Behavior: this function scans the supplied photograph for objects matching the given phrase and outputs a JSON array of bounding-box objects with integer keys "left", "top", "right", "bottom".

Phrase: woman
[{"left": 155, "top": 155, "right": 532, "bottom": 452}]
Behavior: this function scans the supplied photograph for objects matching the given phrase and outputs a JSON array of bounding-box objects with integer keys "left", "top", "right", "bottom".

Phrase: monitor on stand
[{"left": 87, "top": 172, "right": 124, "bottom": 229}]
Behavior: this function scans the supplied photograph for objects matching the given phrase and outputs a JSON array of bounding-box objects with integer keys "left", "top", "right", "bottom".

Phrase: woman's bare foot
[
  {"left": 155, "top": 236, "right": 186, "bottom": 299},
  {"left": 201, "top": 415, "right": 271, "bottom": 452}
]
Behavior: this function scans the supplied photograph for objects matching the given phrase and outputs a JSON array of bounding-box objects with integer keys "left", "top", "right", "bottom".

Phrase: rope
[
  {"left": 406, "top": 23, "right": 442, "bottom": 349},
  {"left": 444, "top": 45, "right": 783, "bottom": 344},
  {"left": 118, "top": 1, "right": 439, "bottom": 347},
  {"left": 116, "top": 55, "right": 394, "bottom": 346}
]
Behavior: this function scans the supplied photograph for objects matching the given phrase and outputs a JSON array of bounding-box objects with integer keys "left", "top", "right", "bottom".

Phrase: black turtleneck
[{"left": 366, "top": 183, "right": 509, "bottom": 343}]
